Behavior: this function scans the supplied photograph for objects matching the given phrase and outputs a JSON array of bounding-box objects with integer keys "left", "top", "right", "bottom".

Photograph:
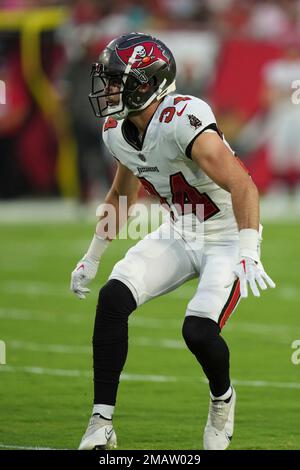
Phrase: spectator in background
[
  {"left": 261, "top": 41, "right": 300, "bottom": 192},
  {"left": 247, "top": 0, "right": 295, "bottom": 40},
  {"left": 211, "top": 0, "right": 252, "bottom": 38},
  {"left": 1, "top": 28, "right": 67, "bottom": 199},
  {"left": 62, "top": 37, "right": 115, "bottom": 202},
  {"left": 0, "top": 34, "right": 30, "bottom": 198},
  {"left": 58, "top": 1, "right": 117, "bottom": 202}
]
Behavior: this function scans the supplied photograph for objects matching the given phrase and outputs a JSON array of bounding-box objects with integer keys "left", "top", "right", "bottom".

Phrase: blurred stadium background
[{"left": 0, "top": 0, "right": 300, "bottom": 450}]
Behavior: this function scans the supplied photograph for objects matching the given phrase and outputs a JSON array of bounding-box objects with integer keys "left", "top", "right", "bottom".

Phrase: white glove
[
  {"left": 234, "top": 227, "right": 276, "bottom": 298},
  {"left": 70, "top": 234, "right": 109, "bottom": 299},
  {"left": 70, "top": 256, "right": 99, "bottom": 299},
  {"left": 234, "top": 257, "right": 275, "bottom": 298}
]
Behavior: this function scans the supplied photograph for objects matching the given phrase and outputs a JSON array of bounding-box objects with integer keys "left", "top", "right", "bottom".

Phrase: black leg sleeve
[
  {"left": 182, "top": 316, "right": 230, "bottom": 397},
  {"left": 93, "top": 279, "right": 137, "bottom": 405}
]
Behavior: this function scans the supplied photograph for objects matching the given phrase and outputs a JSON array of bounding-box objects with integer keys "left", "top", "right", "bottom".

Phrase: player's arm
[
  {"left": 71, "top": 163, "right": 140, "bottom": 299},
  {"left": 191, "top": 131, "right": 259, "bottom": 230},
  {"left": 191, "top": 131, "right": 275, "bottom": 297},
  {"left": 96, "top": 162, "right": 141, "bottom": 240}
]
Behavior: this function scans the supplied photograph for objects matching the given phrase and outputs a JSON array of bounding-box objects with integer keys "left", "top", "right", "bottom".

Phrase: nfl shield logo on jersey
[{"left": 138, "top": 153, "right": 146, "bottom": 162}]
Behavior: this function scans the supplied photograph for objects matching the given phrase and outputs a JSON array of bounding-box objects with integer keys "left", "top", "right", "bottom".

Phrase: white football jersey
[{"left": 102, "top": 94, "right": 239, "bottom": 242}]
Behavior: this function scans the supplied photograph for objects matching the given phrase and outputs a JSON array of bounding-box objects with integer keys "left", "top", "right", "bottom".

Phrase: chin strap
[
  {"left": 111, "top": 106, "right": 129, "bottom": 121},
  {"left": 117, "top": 79, "right": 177, "bottom": 120},
  {"left": 157, "top": 79, "right": 176, "bottom": 100}
]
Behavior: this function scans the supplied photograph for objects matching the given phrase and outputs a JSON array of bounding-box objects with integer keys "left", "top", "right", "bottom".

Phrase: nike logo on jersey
[{"left": 176, "top": 104, "right": 188, "bottom": 116}]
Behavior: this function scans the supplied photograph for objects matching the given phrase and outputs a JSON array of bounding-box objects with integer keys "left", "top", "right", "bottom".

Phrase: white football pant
[{"left": 109, "top": 223, "right": 241, "bottom": 328}]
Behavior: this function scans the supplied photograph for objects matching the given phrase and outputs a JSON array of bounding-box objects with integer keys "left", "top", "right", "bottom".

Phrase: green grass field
[{"left": 0, "top": 221, "right": 299, "bottom": 450}]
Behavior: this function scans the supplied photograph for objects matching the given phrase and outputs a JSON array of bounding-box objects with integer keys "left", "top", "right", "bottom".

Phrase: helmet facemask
[
  {"left": 89, "top": 63, "right": 161, "bottom": 120},
  {"left": 89, "top": 63, "right": 129, "bottom": 120}
]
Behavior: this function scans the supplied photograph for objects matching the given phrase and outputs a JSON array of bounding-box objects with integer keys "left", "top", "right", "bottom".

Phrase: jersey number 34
[{"left": 139, "top": 172, "right": 220, "bottom": 221}]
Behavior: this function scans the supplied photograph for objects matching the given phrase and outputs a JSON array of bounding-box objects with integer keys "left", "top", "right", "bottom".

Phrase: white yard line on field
[
  {"left": 0, "top": 443, "right": 61, "bottom": 450},
  {"left": 6, "top": 338, "right": 184, "bottom": 353},
  {"left": 1, "top": 306, "right": 298, "bottom": 341},
  {"left": 133, "top": 318, "right": 299, "bottom": 340},
  {"left": 1, "top": 365, "right": 91, "bottom": 377},
  {"left": 7, "top": 340, "right": 91, "bottom": 354},
  {"left": 0, "top": 308, "right": 84, "bottom": 324},
  {"left": 278, "top": 286, "right": 300, "bottom": 300},
  {"left": 6, "top": 321, "right": 295, "bottom": 357},
  {"left": 0, "top": 280, "right": 299, "bottom": 304},
  {"left": 0, "top": 364, "right": 300, "bottom": 390},
  {"left": 0, "top": 281, "right": 69, "bottom": 297},
  {"left": 0, "top": 365, "right": 177, "bottom": 382}
]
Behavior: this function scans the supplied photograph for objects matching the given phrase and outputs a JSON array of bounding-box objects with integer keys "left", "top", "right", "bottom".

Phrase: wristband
[
  {"left": 239, "top": 228, "right": 259, "bottom": 262},
  {"left": 86, "top": 234, "right": 110, "bottom": 262}
]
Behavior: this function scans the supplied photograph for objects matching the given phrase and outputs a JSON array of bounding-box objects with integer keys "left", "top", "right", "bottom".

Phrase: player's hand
[
  {"left": 70, "top": 256, "right": 99, "bottom": 299},
  {"left": 234, "top": 257, "right": 276, "bottom": 298}
]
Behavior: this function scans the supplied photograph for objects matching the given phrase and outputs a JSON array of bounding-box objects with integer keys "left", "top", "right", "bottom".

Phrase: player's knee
[
  {"left": 96, "top": 279, "right": 137, "bottom": 319},
  {"left": 182, "top": 316, "right": 220, "bottom": 354}
]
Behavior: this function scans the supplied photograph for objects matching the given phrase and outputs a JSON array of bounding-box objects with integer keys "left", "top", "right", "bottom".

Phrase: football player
[{"left": 71, "top": 33, "right": 275, "bottom": 450}]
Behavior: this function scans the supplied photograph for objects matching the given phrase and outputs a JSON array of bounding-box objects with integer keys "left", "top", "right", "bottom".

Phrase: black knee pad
[
  {"left": 182, "top": 316, "right": 220, "bottom": 354},
  {"left": 97, "top": 279, "right": 137, "bottom": 320}
]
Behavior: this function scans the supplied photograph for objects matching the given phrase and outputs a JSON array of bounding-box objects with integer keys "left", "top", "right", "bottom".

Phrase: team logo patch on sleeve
[{"left": 187, "top": 114, "right": 202, "bottom": 130}]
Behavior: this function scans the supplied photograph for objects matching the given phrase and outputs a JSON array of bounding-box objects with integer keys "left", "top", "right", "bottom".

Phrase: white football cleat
[
  {"left": 203, "top": 387, "right": 236, "bottom": 450},
  {"left": 78, "top": 414, "right": 117, "bottom": 450}
]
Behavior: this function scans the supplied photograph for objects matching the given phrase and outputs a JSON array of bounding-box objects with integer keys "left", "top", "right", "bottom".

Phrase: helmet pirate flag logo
[{"left": 116, "top": 41, "right": 169, "bottom": 82}]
